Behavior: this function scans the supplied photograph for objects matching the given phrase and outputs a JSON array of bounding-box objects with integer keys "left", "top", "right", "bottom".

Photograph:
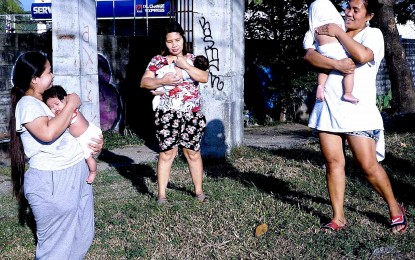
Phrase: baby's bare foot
[{"left": 343, "top": 93, "right": 359, "bottom": 104}]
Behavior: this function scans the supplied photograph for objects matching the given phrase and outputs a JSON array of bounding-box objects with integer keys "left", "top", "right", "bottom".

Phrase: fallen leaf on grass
[{"left": 255, "top": 223, "right": 268, "bottom": 237}]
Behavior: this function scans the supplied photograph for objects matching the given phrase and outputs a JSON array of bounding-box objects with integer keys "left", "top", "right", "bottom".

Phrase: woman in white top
[
  {"left": 9, "top": 51, "right": 103, "bottom": 258},
  {"left": 304, "top": 0, "right": 407, "bottom": 233}
]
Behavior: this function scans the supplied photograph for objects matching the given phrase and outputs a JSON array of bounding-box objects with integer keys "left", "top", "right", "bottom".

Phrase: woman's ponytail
[{"left": 9, "top": 86, "right": 26, "bottom": 202}]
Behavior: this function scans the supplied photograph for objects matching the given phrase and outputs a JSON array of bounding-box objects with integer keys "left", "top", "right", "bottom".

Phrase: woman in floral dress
[{"left": 140, "top": 22, "right": 209, "bottom": 204}]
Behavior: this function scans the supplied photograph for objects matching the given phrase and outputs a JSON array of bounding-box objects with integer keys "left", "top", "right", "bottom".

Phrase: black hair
[
  {"left": 42, "top": 85, "right": 68, "bottom": 103},
  {"left": 194, "top": 55, "right": 209, "bottom": 71},
  {"left": 161, "top": 21, "right": 188, "bottom": 55},
  {"left": 9, "top": 51, "right": 49, "bottom": 202},
  {"left": 362, "top": 0, "right": 383, "bottom": 16}
]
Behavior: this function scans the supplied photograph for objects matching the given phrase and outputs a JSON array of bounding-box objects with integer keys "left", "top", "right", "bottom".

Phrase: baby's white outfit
[
  {"left": 152, "top": 59, "right": 194, "bottom": 111},
  {"left": 306, "top": 0, "right": 348, "bottom": 59},
  {"left": 71, "top": 110, "right": 102, "bottom": 159}
]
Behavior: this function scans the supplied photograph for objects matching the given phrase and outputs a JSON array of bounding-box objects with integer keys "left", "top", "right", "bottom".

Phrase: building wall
[
  {"left": 194, "top": 0, "right": 245, "bottom": 156},
  {"left": 0, "top": 33, "right": 52, "bottom": 138}
]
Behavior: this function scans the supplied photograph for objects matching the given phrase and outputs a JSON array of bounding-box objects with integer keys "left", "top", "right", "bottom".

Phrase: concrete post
[
  {"left": 193, "top": 0, "right": 245, "bottom": 157},
  {"left": 52, "top": 0, "right": 100, "bottom": 126}
]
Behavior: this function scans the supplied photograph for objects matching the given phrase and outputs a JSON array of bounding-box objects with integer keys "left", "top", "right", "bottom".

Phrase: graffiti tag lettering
[{"left": 199, "top": 17, "right": 224, "bottom": 91}]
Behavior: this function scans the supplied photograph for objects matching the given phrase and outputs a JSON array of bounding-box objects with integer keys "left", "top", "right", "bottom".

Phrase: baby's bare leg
[
  {"left": 86, "top": 156, "right": 97, "bottom": 184},
  {"left": 342, "top": 73, "right": 359, "bottom": 104}
]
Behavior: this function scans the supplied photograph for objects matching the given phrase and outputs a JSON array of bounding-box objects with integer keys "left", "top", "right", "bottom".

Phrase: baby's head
[
  {"left": 43, "top": 85, "right": 68, "bottom": 116},
  {"left": 194, "top": 55, "right": 209, "bottom": 71}
]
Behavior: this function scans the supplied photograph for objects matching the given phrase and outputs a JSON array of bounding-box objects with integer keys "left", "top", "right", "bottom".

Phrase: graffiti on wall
[
  {"left": 199, "top": 17, "right": 224, "bottom": 91},
  {"left": 81, "top": 24, "right": 95, "bottom": 107},
  {"left": 98, "top": 53, "right": 123, "bottom": 131}
]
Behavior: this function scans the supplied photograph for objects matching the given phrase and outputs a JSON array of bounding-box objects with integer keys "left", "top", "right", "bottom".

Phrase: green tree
[
  {"left": 245, "top": 0, "right": 314, "bottom": 122},
  {"left": 0, "top": 0, "right": 24, "bottom": 14},
  {"left": 245, "top": 0, "right": 415, "bottom": 117},
  {"left": 376, "top": 0, "right": 415, "bottom": 114}
]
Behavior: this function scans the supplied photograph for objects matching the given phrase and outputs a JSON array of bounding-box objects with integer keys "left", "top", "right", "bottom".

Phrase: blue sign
[
  {"left": 31, "top": 0, "right": 172, "bottom": 20},
  {"left": 31, "top": 3, "right": 52, "bottom": 20}
]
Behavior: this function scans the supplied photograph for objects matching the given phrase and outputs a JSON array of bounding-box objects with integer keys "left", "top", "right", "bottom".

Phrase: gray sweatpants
[{"left": 24, "top": 160, "right": 94, "bottom": 259}]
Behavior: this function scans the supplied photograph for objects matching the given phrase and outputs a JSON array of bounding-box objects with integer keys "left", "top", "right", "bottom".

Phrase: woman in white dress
[{"left": 304, "top": 0, "right": 407, "bottom": 233}]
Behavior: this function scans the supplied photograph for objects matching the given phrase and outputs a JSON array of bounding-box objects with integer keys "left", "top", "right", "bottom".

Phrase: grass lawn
[{"left": 0, "top": 131, "right": 414, "bottom": 259}]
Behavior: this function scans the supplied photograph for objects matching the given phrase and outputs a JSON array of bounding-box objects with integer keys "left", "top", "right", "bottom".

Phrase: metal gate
[{"left": 172, "top": 0, "right": 194, "bottom": 52}]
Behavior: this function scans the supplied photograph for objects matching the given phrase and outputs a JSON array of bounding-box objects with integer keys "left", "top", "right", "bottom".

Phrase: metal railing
[
  {"left": 173, "top": 0, "right": 193, "bottom": 52},
  {"left": 0, "top": 14, "right": 50, "bottom": 34},
  {"left": 0, "top": 0, "right": 194, "bottom": 38}
]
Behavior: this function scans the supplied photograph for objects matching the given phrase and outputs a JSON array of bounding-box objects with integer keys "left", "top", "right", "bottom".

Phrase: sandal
[
  {"left": 157, "top": 197, "right": 168, "bottom": 205},
  {"left": 391, "top": 205, "right": 408, "bottom": 233},
  {"left": 321, "top": 220, "right": 346, "bottom": 232},
  {"left": 196, "top": 193, "right": 209, "bottom": 203}
]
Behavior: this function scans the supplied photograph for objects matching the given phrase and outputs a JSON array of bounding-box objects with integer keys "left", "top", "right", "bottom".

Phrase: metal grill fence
[
  {"left": 0, "top": 0, "right": 194, "bottom": 38},
  {"left": 0, "top": 14, "right": 50, "bottom": 34}
]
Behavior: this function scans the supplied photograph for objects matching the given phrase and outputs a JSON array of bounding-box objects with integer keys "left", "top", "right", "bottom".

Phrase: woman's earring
[{"left": 366, "top": 20, "right": 370, "bottom": 27}]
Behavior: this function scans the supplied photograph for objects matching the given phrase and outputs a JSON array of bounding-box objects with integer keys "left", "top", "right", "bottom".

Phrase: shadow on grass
[
  {"left": 207, "top": 142, "right": 414, "bottom": 228},
  {"left": 98, "top": 149, "right": 157, "bottom": 197},
  {"left": 203, "top": 151, "right": 332, "bottom": 224},
  {"left": 382, "top": 153, "right": 415, "bottom": 206},
  {"left": 269, "top": 146, "right": 415, "bottom": 227}
]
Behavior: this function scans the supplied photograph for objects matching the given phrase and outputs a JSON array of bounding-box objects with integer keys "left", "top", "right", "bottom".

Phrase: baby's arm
[
  {"left": 68, "top": 110, "right": 89, "bottom": 138},
  {"left": 151, "top": 85, "right": 176, "bottom": 96}
]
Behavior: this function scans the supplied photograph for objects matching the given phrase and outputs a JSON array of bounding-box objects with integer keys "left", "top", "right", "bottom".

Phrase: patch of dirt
[{"left": 244, "top": 123, "right": 317, "bottom": 149}]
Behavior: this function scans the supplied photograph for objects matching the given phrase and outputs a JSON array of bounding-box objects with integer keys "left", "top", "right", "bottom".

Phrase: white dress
[{"left": 307, "top": 27, "right": 386, "bottom": 161}]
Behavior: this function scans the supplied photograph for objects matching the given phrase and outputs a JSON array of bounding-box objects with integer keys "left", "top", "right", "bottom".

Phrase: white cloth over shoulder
[
  {"left": 304, "top": 0, "right": 345, "bottom": 50},
  {"left": 309, "top": 0, "right": 345, "bottom": 39},
  {"left": 15, "top": 96, "right": 84, "bottom": 170},
  {"left": 308, "top": 27, "right": 386, "bottom": 161}
]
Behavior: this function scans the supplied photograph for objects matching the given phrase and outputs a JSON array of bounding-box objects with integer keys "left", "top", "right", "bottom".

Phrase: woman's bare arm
[
  {"left": 24, "top": 94, "right": 80, "bottom": 142},
  {"left": 140, "top": 70, "right": 182, "bottom": 90},
  {"left": 304, "top": 48, "right": 356, "bottom": 74},
  {"left": 315, "top": 23, "right": 374, "bottom": 63},
  {"left": 175, "top": 56, "right": 208, "bottom": 83}
]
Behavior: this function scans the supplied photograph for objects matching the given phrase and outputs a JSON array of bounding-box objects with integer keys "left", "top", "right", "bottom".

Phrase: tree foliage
[
  {"left": 377, "top": 0, "right": 415, "bottom": 114},
  {"left": 245, "top": 0, "right": 415, "bottom": 121},
  {"left": 245, "top": 0, "right": 318, "bottom": 121},
  {"left": 0, "top": 0, "right": 24, "bottom": 14}
]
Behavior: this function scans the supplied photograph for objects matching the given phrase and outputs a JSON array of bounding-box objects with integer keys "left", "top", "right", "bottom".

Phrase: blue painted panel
[{"left": 31, "top": 0, "right": 171, "bottom": 20}]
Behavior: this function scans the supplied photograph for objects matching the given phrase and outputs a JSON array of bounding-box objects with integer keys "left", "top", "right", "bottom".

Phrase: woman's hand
[
  {"left": 66, "top": 93, "right": 81, "bottom": 109},
  {"left": 335, "top": 58, "right": 355, "bottom": 74},
  {"left": 315, "top": 23, "right": 340, "bottom": 37},
  {"left": 162, "top": 72, "right": 182, "bottom": 85},
  {"left": 175, "top": 56, "right": 190, "bottom": 70},
  {"left": 88, "top": 134, "right": 104, "bottom": 155}
]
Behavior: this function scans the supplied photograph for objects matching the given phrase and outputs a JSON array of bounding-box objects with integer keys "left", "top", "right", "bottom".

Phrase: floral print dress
[{"left": 146, "top": 53, "right": 201, "bottom": 113}]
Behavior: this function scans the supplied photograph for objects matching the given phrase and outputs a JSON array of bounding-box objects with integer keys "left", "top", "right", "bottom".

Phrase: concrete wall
[
  {"left": 0, "top": 33, "right": 52, "bottom": 138},
  {"left": 52, "top": 0, "right": 100, "bottom": 126},
  {"left": 194, "top": 0, "right": 245, "bottom": 157}
]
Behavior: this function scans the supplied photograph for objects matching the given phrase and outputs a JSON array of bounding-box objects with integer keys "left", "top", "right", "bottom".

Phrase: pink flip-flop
[
  {"left": 321, "top": 220, "right": 346, "bottom": 232},
  {"left": 391, "top": 205, "right": 408, "bottom": 233}
]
